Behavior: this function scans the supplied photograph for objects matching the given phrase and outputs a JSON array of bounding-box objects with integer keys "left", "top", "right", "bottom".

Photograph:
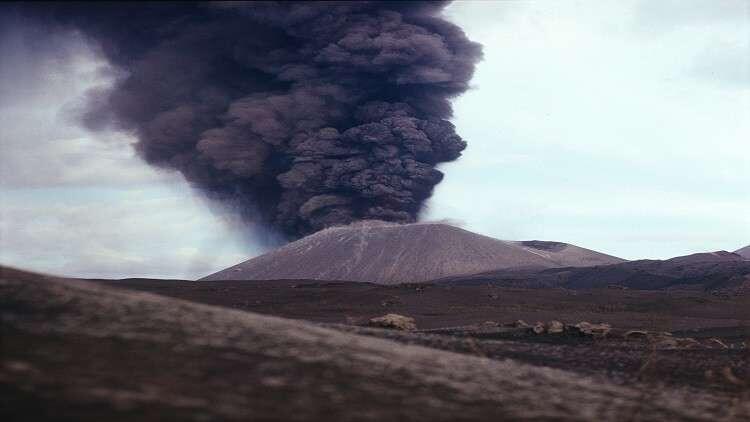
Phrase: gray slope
[
  {"left": 735, "top": 245, "right": 750, "bottom": 259},
  {"left": 1, "top": 266, "right": 744, "bottom": 421},
  {"left": 201, "top": 222, "right": 623, "bottom": 284}
]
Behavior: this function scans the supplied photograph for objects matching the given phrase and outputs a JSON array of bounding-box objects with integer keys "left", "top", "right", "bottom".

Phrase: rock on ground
[{"left": 368, "top": 314, "right": 417, "bottom": 331}]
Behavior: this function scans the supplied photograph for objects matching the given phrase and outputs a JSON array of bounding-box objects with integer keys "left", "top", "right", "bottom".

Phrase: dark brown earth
[
  {"left": 2, "top": 266, "right": 750, "bottom": 421},
  {"left": 98, "top": 277, "right": 750, "bottom": 333}
]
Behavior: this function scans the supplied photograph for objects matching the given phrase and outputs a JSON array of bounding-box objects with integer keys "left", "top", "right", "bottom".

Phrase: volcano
[{"left": 200, "top": 221, "right": 623, "bottom": 284}]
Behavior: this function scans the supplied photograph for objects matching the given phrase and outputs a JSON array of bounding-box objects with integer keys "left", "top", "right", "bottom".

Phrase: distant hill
[
  {"left": 438, "top": 250, "right": 750, "bottom": 292},
  {"left": 667, "top": 250, "right": 745, "bottom": 264},
  {"left": 735, "top": 245, "right": 750, "bottom": 260},
  {"left": 200, "top": 221, "right": 623, "bottom": 284}
]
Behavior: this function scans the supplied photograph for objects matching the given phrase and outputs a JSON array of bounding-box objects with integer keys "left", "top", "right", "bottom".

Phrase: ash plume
[{"left": 19, "top": 2, "right": 482, "bottom": 239}]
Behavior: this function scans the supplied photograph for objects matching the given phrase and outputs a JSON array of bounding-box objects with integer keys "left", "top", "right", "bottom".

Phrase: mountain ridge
[
  {"left": 735, "top": 245, "right": 750, "bottom": 260},
  {"left": 436, "top": 249, "right": 750, "bottom": 292}
]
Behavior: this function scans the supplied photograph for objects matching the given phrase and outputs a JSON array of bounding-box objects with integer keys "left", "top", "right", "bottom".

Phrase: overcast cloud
[
  {"left": 1, "top": 0, "right": 748, "bottom": 278},
  {"left": 0, "top": 14, "right": 256, "bottom": 278},
  {"left": 427, "top": 0, "right": 749, "bottom": 259}
]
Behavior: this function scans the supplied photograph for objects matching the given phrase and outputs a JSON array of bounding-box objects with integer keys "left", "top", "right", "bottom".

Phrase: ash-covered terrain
[
  {"left": 2, "top": 266, "right": 749, "bottom": 422},
  {"left": 2, "top": 222, "right": 749, "bottom": 421},
  {"left": 201, "top": 221, "right": 624, "bottom": 283},
  {"left": 736, "top": 245, "right": 750, "bottom": 260}
]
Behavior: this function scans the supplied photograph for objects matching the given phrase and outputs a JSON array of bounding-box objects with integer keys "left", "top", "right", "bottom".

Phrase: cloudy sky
[{"left": 1, "top": 0, "right": 748, "bottom": 279}]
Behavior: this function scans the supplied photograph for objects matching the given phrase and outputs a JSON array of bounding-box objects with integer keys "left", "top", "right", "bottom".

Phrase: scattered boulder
[
  {"left": 526, "top": 321, "right": 614, "bottom": 338},
  {"left": 511, "top": 320, "right": 531, "bottom": 329},
  {"left": 519, "top": 321, "right": 732, "bottom": 348},
  {"left": 567, "top": 322, "right": 611, "bottom": 338},
  {"left": 368, "top": 314, "right": 416, "bottom": 331},
  {"left": 650, "top": 335, "right": 702, "bottom": 350},
  {"left": 624, "top": 330, "right": 649, "bottom": 340},
  {"left": 530, "top": 320, "right": 566, "bottom": 335},
  {"left": 621, "top": 330, "right": 727, "bottom": 350},
  {"left": 547, "top": 320, "right": 565, "bottom": 334}
]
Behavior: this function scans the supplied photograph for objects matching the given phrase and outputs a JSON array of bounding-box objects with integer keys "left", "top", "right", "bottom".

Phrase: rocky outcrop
[
  {"left": 527, "top": 321, "right": 610, "bottom": 338},
  {"left": 367, "top": 314, "right": 417, "bottom": 331},
  {"left": 567, "top": 322, "right": 612, "bottom": 338},
  {"left": 650, "top": 335, "right": 703, "bottom": 350}
]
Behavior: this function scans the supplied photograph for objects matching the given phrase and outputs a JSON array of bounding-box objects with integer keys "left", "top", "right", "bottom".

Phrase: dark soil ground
[
  {"left": 97, "top": 278, "right": 750, "bottom": 333},
  {"left": 95, "top": 278, "right": 750, "bottom": 393},
  {"left": 3, "top": 267, "right": 750, "bottom": 421}
]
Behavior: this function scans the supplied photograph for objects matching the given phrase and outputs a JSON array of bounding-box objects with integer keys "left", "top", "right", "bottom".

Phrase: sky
[{"left": 1, "top": 0, "right": 748, "bottom": 279}]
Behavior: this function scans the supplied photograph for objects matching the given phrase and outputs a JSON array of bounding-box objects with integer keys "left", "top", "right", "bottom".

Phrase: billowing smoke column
[{"left": 27, "top": 1, "right": 482, "bottom": 239}]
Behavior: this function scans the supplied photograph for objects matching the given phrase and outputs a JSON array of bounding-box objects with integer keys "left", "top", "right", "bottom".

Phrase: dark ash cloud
[{"left": 14, "top": 1, "right": 482, "bottom": 239}]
